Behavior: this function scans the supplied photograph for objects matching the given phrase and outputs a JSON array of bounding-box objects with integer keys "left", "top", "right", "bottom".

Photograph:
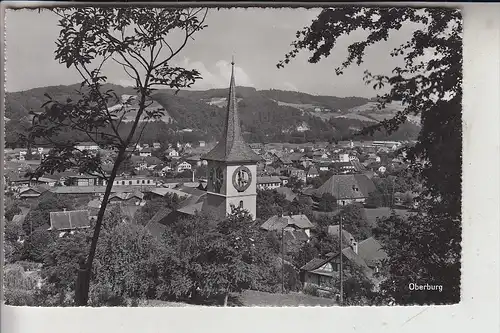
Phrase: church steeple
[{"left": 203, "top": 59, "right": 262, "bottom": 163}]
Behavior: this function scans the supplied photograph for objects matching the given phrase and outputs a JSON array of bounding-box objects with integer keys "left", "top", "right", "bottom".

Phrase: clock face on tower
[
  {"left": 210, "top": 166, "right": 224, "bottom": 193},
  {"left": 232, "top": 166, "right": 252, "bottom": 192}
]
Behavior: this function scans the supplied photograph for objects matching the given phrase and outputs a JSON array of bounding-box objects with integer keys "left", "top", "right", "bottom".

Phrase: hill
[{"left": 5, "top": 83, "right": 421, "bottom": 148}]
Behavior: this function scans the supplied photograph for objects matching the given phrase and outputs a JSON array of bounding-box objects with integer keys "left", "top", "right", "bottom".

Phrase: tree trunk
[
  {"left": 75, "top": 87, "right": 151, "bottom": 306},
  {"left": 223, "top": 293, "right": 228, "bottom": 307},
  {"left": 75, "top": 147, "right": 126, "bottom": 306}
]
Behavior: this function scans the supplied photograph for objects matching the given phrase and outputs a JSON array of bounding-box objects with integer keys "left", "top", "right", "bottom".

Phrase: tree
[
  {"left": 24, "top": 8, "right": 208, "bottom": 305},
  {"left": 5, "top": 200, "right": 22, "bottom": 221},
  {"left": 278, "top": 7, "right": 462, "bottom": 304},
  {"left": 256, "top": 189, "right": 287, "bottom": 221},
  {"left": 285, "top": 175, "right": 304, "bottom": 193},
  {"left": 317, "top": 193, "right": 338, "bottom": 212},
  {"left": 135, "top": 192, "right": 184, "bottom": 226},
  {"left": 365, "top": 190, "right": 383, "bottom": 208},
  {"left": 338, "top": 203, "right": 372, "bottom": 241},
  {"left": 40, "top": 231, "right": 92, "bottom": 305},
  {"left": 90, "top": 223, "right": 160, "bottom": 306},
  {"left": 373, "top": 207, "right": 460, "bottom": 304}
]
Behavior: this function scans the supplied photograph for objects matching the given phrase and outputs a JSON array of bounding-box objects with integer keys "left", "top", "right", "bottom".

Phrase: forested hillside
[{"left": 5, "top": 84, "right": 420, "bottom": 148}]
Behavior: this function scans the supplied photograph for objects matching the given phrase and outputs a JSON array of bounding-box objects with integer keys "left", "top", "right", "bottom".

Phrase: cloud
[
  {"left": 117, "top": 79, "right": 136, "bottom": 87},
  {"left": 283, "top": 81, "right": 298, "bottom": 92},
  {"left": 171, "top": 57, "right": 254, "bottom": 90},
  {"left": 215, "top": 60, "right": 254, "bottom": 87}
]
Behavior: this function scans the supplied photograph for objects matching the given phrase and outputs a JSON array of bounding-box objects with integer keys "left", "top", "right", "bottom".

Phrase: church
[
  {"left": 161, "top": 60, "right": 261, "bottom": 222},
  {"left": 200, "top": 60, "right": 262, "bottom": 220}
]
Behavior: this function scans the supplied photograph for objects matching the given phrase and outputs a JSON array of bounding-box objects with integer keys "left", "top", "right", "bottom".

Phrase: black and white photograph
[{"left": 3, "top": 4, "right": 463, "bottom": 308}]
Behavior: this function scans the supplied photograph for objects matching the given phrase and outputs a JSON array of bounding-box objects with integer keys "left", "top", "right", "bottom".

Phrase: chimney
[{"left": 351, "top": 240, "right": 358, "bottom": 254}]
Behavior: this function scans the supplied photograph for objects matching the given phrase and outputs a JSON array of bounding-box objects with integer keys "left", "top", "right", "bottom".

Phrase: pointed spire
[
  {"left": 202, "top": 58, "right": 262, "bottom": 163},
  {"left": 224, "top": 58, "right": 240, "bottom": 156}
]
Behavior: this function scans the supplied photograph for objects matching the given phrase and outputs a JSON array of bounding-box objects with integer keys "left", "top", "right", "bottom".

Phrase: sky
[{"left": 5, "top": 7, "right": 418, "bottom": 98}]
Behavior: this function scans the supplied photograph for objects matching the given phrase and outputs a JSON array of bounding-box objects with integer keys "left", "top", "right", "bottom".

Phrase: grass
[{"left": 236, "top": 290, "right": 337, "bottom": 307}]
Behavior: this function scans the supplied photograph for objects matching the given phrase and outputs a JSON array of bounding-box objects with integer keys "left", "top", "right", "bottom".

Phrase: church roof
[{"left": 202, "top": 60, "right": 262, "bottom": 163}]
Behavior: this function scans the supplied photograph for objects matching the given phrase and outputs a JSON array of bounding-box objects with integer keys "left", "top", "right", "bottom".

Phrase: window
[
  {"left": 239, "top": 200, "right": 243, "bottom": 209},
  {"left": 129, "top": 181, "right": 132, "bottom": 185},
  {"left": 121, "top": 181, "right": 125, "bottom": 185},
  {"left": 147, "top": 180, "right": 151, "bottom": 184},
  {"left": 142, "top": 180, "right": 145, "bottom": 184}
]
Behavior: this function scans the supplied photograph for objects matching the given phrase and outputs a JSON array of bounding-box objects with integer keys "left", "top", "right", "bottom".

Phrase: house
[
  {"left": 145, "top": 208, "right": 174, "bottom": 239},
  {"left": 67, "top": 175, "right": 106, "bottom": 187},
  {"left": 113, "top": 175, "right": 156, "bottom": 187},
  {"left": 331, "top": 161, "right": 356, "bottom": 174},
  {"left": 307, "top": 166, "right": 320, "bottom": 179},
  {"left": 249, "top": 143, "right": 264, "bottom": 155},
  {"left": 274, "top": 155, "right": 293, "bottom": 169},
  {"left": 153, "top": 142, "right": 161, "bottom": 149},
  {"left": 140, "top": 148, "right": 152, "bottom": 157},
  {"left": 261, "top": 214, "right": 314, "bottom": 238},
  {"left": 312, "top": 151, "right": 328, "bottom": 159},
  {"left": 300, "top": 248, "right": 369, "bottom": 292},
  {"left": 199, "top": 141, "right": 206, "bottom": 147},
  {"left": 185, "top": 155, "right": 208, "bottom": 167},
  {"left": 378, "top": 166, "right": 387, "bottom": 174},
  {"left": 166, "top": 148, "right": 179, "bottom": 158},
  {"left": 75, "top": 142, "right": 99, "bottom": 151},
  {"left": 310, "top": 174, "right": 376, "bottom": 206},
  {"left": 287, "top": 168, "right": 307, "bottom": 183},
  {"left": 279, "top": 176, "right": 289, "bottom": 186},
  {"left": 108, "top": 191, "right": 144, "bottom": 205},
  {"left": 19, "top": 185, "right": 49, "bottom": 199},
  {"left": 49, "top": 210, "right": 91, "bottom": 231},
  {"left": 288, "top": 152, "right": 304, "bottom": 164},
  {"left": 176, "top": 161, "right": 192, "bottom": 173},
  {"left": 256, "top": 176, "right": 282, "bottom": 190},
  {"left": 161, "top": 178, "right": 200, "bottom": 189},
  {"left": 317, "top": 161, "right": 330, "bottom": 172},
  {"left": 332, "top": 153, "right": 350, "bottom": 163},
  {"left": 300, "top": 231, "right": 388, "bottom": 290},
  {"left": 275, "top": 187, "right": 298, "bottom": 202},
  {"left": 36, "top": 176, "right": 58, "bottom": 187}
]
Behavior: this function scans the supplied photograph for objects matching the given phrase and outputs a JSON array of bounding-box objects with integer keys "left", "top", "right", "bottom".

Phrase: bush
[
  {"left": 303, "top": 284, "right": 320, "bottom": 297},
  {"left": 4, "top": 289, "right": 36, "bottom": 306},
  {"left": 3, "top": 264, "right": 39, "bottom": 306}
]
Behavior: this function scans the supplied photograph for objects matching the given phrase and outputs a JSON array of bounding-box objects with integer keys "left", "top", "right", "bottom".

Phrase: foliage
[
  {"left": 317, "top": 193, "right": 337, "bottom": 212},
  {"left": 20, "top": 8, "right": 208, "bottom": 305},
  {"left": 90, "top": 223, "right": 160, "bottom": 305},
  {"left": 278, "top": 7, "right": 462, "bottom": 304},
  {"left": 3, "top": 264, "right": 39, "bottom": 306},
  {"left": 338, "top": 203, "right": 372, "bottom": 240},
  {"left": 22, "top": 230, "right": 57, "bottom": 263},
  {"left": 135, "top": 193, "right": 184, "bottom": 226},
  {"left": 41, "top": 231, "right": 92, "bottom": 297},
  {"left": 5, "top": 200, "right": 22, "bottom": 221},
  {"left": 155, "top": 208, "right": 277, "bottom": 305},
  {"left": 373, "top": 207, "right": 460, "bottom": 304},
  {"left": 292, "top": 226, "right": 339, "bottom": 269},
  {"left": 288, "top": 195, "right": 313, "bottom": 218},
  {"left": 256, "top": 189, "right": 287, "bottom": 221},
  {"left": 21, "top": 193, "right": 74, "bottom": 236},
  {"left": 303, "top": 284, "right": 320, "bottom": 297},
  {"left": 285, "top": 175, "right": 304, "bottom": 193}
]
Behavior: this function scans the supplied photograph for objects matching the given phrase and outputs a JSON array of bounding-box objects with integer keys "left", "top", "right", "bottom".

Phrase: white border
[{"left": 1, "top": 3, "right": 500, "bottom": 333}]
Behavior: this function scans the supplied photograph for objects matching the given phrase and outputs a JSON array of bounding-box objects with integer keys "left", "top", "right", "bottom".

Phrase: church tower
[{"left": 202, "top": 59, "right": 262, "bottom": 220}]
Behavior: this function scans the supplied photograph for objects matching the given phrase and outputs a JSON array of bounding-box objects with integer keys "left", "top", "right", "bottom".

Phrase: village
[
  {"left": 3, "top": 5, "right": 464, "bottom": 309},
  {"left": 4, "top": 100, "right": 419, "bottom": 305}
]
